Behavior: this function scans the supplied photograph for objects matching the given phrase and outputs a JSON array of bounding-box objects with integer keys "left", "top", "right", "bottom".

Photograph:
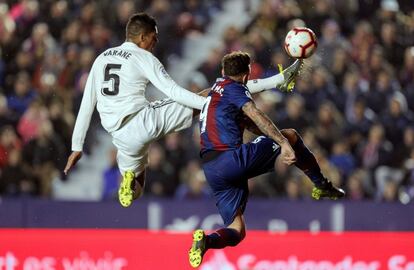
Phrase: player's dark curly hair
[
  {"left": 222, "top": 51, "right": 251, "bottom": 77},
  {"left": 126, "top": 13, "right": 157, "bottom": 39}
]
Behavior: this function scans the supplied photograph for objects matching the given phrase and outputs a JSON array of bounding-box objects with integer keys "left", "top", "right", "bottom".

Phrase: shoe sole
[
  {"left": 278, "top": 60, "right": 303, "bottom": 92},
  {"left": 311, "top": 187, "right": 342, "bottom": 200},
  {"left": 189, "top": 229, "right": 205, "bottom": 268},
  {"left": 118, "top": 172, "right": 134, "bottom": 207}
]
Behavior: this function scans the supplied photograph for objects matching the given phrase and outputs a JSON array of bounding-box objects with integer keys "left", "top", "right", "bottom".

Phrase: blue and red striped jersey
[{"left": 200, "top": 77, "right": 252, "bottom": 155}]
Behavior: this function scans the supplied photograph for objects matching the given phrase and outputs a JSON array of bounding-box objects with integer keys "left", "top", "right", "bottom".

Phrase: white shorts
[{"left": 111, "top": 99, "right": 193, "bottom": 175}]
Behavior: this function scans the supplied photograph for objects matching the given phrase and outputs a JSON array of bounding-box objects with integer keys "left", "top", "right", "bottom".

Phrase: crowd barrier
[{"left": 0, "top": 198, "right": 413, "bottom": 231}]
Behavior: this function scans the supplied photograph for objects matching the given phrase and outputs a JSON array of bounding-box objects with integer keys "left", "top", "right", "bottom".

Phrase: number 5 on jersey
[
  {"left": 200, "top": 96, "right": 212, "bottom": 133},
  {"left": 102, "top": 64, "right": 122, "bottom": 96}
]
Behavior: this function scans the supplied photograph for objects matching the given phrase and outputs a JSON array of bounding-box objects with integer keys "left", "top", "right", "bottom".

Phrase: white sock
[{"left": 246, "top": 73, "right": 284, "bottom": 94}]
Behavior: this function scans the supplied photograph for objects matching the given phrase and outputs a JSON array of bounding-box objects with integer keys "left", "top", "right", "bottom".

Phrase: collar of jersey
[
  {"left": 121, "top": 41, "right": 141, "bottom": 50},
  {"left": 222, "top": 76, "right": 245, "bottom": 85}
]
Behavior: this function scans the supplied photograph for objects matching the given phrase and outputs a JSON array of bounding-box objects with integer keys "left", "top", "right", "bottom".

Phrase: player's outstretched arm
[
  {"left": 143, "top": 54, "right": 206, "bottom": 110},
  {"left": 198, "top": 88, "right": 211, "bottom": 97},
  {"left": 192, "top": 88, "right": 211, "bottom": 117},
  {"left": 65, "top": 65, "right": 97, "bottom": 175},
  {"left": 242, "top": 101, "right": 296, "bottom": 165}
]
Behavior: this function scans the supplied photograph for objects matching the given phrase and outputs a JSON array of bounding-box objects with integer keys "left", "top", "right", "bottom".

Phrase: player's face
[
  {"left": 243, "top": 65, "right": 251, "bottom": 84},
  {"left": 142, "top": 30, "right": 158, "bottom": 52}
]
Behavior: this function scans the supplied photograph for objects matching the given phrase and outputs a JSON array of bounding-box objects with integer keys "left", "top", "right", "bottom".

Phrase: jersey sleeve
[
  {"left": 71, "top": 66, "right": 97, "bottom": 152},
  {"left": 246, "top": 73, "right": 284, "bottom": 94},
  {"left": 139, "top": 53, "right": 206, "bottom": 110},
  {"left": 229, "top": 85, "right": 253, "bottom": 109}
]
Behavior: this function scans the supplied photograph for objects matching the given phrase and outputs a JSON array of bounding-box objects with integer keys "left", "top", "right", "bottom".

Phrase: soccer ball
[{"left": 284, "top": 27, "right": 318, "bottom": 59}]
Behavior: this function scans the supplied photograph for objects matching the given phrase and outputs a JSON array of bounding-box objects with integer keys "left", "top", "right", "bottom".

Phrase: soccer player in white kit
[{"left": 64, "top": 13, "right": 302, "bottom": 207}]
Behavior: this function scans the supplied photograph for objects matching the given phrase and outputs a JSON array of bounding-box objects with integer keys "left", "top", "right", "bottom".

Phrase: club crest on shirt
[{"left": 160, "top": 66, "right": 170, "bottom": 79}]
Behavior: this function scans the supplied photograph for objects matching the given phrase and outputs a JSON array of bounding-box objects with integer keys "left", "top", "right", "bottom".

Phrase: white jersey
[{"left": 71, "top": 42, "right": 206, "bottom": 151}]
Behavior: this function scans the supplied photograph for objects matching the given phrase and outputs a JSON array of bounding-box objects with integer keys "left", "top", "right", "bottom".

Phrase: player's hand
[
  {"left": 279, "top": 141, "right": 296, "bottom": 166},
  {"left": 64, "top": 151, "right": 83, "bottom": 175}
]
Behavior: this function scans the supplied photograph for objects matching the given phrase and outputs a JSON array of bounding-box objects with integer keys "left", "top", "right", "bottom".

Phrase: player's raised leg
[
  {"left": 278, "top": 59, "right": 303, "bottom": 92},
  {"left": 281, "top": 128, "right": 345, "bottom": 200},
  {"left": 189, "top": 210, "right": 245, "bottom": 268}
]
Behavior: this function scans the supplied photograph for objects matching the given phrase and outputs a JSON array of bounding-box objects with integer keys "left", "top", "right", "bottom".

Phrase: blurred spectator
[
  {"left": 381, "top": 180, "right": 399, "bottom": 202},
  {"left": 400, "top": 47, "right": 414, "bottom": 88},
  {"left": 0, "top": 94, "right": 18, "bottom": 127},
  {"left": 12, "top": 0, "right": 40, "bottom": 40},
  {"left": 198, "top": 47, "right": 224, "bottom": 83},
  {"left": 222, "top": 26, "right": 243, "bottom": 54},
  {"left": 17, "top": 99, "right": 48, "bottom": 144},
  {"left": 314, "top": 101, "right": 344, "bottom": 152},
  {"left": 380, "top": 92, "right": 413, "bottom": 146},
  {"left": 329, "top": 141, "right": 356, "bottom": 181},
  {"left": 164, "top": 132, "right": 188, "bottom": 185},
  {"left": 276, "top": 94, "right": 310, "bottom": 133},
  {"left": 0, "top": 148, "right": 38, "bottom": 196},
  {"left": 365, "top": 65, "right": 396, "bottom": 113},
  {"left": 175, "top": 160, "right": 211, "bottom": 200},
  {"left": 6, "top": 71, "right": 37, "bottom": 117},
  {"left": 344, "top": 98, "right": 376, "bottom": 153},
  {"left": 358, "top": 123, "right": 393, "bottom": 173},
  {"left": 22, "top": 22, "right": 56, "bottom": 62},
  {"left": 379, "top": 21, "right": 404, "bottom": 67},
  {"left": 148, "top": 0, "right": 175, "bottom": 63},
  {"left": 346, "top": 169, "right": 371, "bottom": 200},
  {"left": 317, "top": 19, "right": 350, "bottom": 69},
  {"left": 329, "top": 47, "right": 354, "bottom": 89},
  {"left": 102, "top": 148, "right": 121, "bottom": 200},
  {"left": 145, "top": 143, "right": 175, "bottom": 197},
  {"left": 22, "top": 120, "right": 65, "bottom": 197},
  {"left": 294, "top": 73, "right": 325, "bottom": 113},
  {"left": 285, "top": 176, "right": 303, "bottom": 200},
  {"left": 0, "top": 125, "right": 21, "bottom": 169},
  {"left": 245, "top": 28, "right": 273, "bottom": 69}
]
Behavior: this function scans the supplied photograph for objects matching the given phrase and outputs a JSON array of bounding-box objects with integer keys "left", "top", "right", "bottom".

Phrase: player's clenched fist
[{"left": 64, "top": 151, "right": 82, "bottom": 175}]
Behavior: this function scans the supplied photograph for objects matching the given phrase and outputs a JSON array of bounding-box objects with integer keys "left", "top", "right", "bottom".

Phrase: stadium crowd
[{"left": 0, "top": 0, "right": 413, "bottom": 203}]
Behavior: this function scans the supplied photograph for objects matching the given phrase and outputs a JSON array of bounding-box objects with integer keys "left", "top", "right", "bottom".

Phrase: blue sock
[
  {"left": 206, "top": 228, "right": 241, "bottom": 249},
  {"left": 292, "top": 136, "right": 327, "bottom": 187}
]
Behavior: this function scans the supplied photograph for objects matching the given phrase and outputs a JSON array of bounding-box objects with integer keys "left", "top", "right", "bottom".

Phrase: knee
[
  {"left": 229, "top": 230, "right": 246, "bottom": 247},
  {"left": 281, "top": 128, "right": 299, "bottom": 145},
  {"left": 240, "top": 228, "right": 246, "bottom": 242},
  {"left": 231, "top": 227, "right": 246, "bottom": 246}
]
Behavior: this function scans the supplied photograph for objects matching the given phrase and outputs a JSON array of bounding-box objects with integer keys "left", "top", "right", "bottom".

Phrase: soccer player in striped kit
[{"left": 189, "top": 51, "right": 344, "bottom": 268}]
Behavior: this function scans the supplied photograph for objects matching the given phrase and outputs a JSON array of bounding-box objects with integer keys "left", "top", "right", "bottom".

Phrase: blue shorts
[{"left": 202, "top": 136, "right": 281, "bottom": 226}]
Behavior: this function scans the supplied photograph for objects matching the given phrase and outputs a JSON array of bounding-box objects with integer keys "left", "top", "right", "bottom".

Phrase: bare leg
[
  {"left": 132, "top": 170, "right": 146, "bottom": 199},
  {"left": 188, "top": 209, "right": 246, "bottom": 268},
  {"left": 205, "top": 209, "right": 245, "bottom": 249}
]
